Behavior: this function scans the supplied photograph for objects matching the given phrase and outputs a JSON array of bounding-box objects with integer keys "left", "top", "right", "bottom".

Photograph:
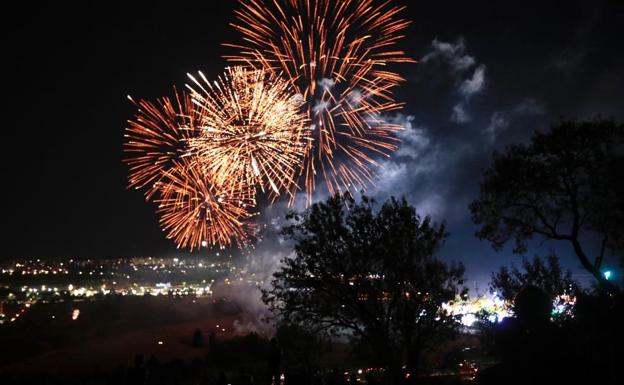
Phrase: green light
[{"left": 604, "top": 271, "right": 612, "bottom": 280}]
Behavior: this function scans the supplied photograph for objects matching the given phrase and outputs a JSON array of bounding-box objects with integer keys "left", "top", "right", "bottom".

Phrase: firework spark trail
[
  {"left": 185, "top": 66, "right": 309, "bottom": 200},
  {"left": 225, "top": 0, "right": 414, "bottom": 203},
  {"left": 123, "top": 88, "right": 258, "bottom": 250},
  {"left": 124, "top": 69, "right": 307, "bottom": 250},
  {"left": 156, "top": 158, "right": 257, "bottom": 251},
  {"left": 124, "top": 89, "right": 200, "bottom": 200},
  {"left": 124, "top": 0, "right": 414, "bottom": 250}
]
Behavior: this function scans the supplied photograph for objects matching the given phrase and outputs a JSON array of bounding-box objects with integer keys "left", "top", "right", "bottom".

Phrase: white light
[{"left": 461, "top": 313, "right": 476, "bottom": 327}]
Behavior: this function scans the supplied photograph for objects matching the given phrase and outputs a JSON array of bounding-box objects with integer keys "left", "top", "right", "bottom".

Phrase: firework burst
[
  {"left": 185, "top": 66, "right": 309, "bottom": 200},
  {"left": 156, "top": 158, "right": 257, "bottom": 251},
  {"left": 124, "top": 89, "right": 200, "bottom": 200},
  {"left": 225, "top": 0, "right": 414, "bottom": 202},
  {"left": 124, "top": 0, "right": 413, "bottom": 250}
]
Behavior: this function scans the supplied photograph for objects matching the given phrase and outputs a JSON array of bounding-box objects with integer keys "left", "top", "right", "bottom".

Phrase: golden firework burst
[
  {"left": 185, "top": 66, "right": 309, "bottom": 200},
  {"left": 124, "top": 89, "right": 200, "bottom": 200},
  {"left": 225, "top": 0, "right": 414, "bottom": 202},
  {"left": 156, "top": 158, "right": 257, "bottom": 251}
]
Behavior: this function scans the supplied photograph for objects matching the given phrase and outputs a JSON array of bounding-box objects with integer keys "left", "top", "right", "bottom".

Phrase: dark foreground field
[
  {"left": 0, "top": 292, "right": 473, "bottom": 385},
  {"left": 0, "top": 287, "right": 264, "bottom": 375}
]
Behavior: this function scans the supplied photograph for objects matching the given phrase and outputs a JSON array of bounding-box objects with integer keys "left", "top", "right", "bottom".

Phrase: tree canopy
[
  {"left": 490, "top": 254, "right": 578, "bottom": 302},
  {"left": 470, "top": 118, "right": 624, "bottom": 292},
  {"left": 263, "top": 194, "right": 466, "bottom": 378}
]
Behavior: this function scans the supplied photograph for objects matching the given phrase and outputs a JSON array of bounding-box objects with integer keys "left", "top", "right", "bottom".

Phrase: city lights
[{"left": 0, "top": 256, "right": 268, "bottom": 326}]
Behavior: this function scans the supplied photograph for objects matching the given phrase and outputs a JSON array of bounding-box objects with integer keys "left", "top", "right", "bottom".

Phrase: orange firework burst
[
  {"left": 156, "top": 158, "right": 256, "bottom": 251},
  {"left": 124, "top": 89, "right": 200, "bottom": 200},
  {"left": 185, "top": 66, "right": 309, "bottom": 200},
  {"left": 225, "top": 0, "right": 414, "bottom": 202}
]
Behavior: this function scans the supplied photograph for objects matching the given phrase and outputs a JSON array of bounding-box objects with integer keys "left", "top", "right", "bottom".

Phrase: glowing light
[
  {"left": 185, "top": 66, "right": 309, "bottom": 198},
  {"left": 124, "top": 67, "right": 310, "bottom": 249},
  {"left": 71, "top": 309, "right": 80, "bottom": 320},
  {"left": 442, "top": 294, "right": 511, "bottom": 326},
  {"left": 604, "top": 270, "right": 612, "bottom": 280},
  {"left": 124, "top": 90, "right": 201, "bottom": 200},
  {"left": 155, "top": 158, "right": 257, "bottom": 250},
  {"left": 461, "top": 313, "right": 477, "bottom": 327},
  {"left": 225, "top": 0, "right": 414, "bottom": 202}
]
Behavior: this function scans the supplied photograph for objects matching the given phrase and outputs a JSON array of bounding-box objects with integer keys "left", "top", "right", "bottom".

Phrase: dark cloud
[
  {"left": 420, "top": 38, "right": 487, "bottom": 124},
  {"left": 484, "top": 111, "right": 509, "bottom": 142},
  {"left": 421, "top": 38, "right": 476, "bottom": 73},
  {"left": 513, "top": 99, "right": 546, "bottom": 115}
]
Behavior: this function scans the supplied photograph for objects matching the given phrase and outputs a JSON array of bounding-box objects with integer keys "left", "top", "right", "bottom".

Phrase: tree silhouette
[
  {"left": 470, "top": 118, "right": 623, "bottom": 292},
  {"left": 192, "top": 328, "right": 203, "bottom": 348},
  {"left": 275, "top": 323, "right": 325, "bottom": 373},
  {"left": 490, "top": 254, "right": 578, "bottom": 301},
  {"left": 263, "top": 194, "right": 466, "bottom": 381}
]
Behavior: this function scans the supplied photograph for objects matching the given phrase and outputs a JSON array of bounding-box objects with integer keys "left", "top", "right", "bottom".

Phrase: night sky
[{"left": 4, "top": 1, "right": 623, "bottom": 289}]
